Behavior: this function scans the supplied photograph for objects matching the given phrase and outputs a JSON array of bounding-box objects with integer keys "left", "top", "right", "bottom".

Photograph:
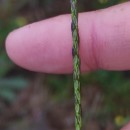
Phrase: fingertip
[
  {"left": 5, "top": 16, "right": 73, "bottom": 73},
  {"left": 5, "top": 26, "right": 37, "bottom": 71},
  {"left": 6, "top": 29, "right": 19, "bottom": 63}
]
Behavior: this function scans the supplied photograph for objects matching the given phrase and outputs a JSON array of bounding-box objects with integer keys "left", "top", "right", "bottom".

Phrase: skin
[{"left": 5, "top": 2, "right": 130, "bottom": 129}]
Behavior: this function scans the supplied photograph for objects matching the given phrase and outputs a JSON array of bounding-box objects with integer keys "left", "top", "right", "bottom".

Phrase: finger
[
  {"left": 6, "top": 2, "right": 130, "bottom": 74},
  {"left": 121, "top": 122, "right": 130, "bottom": 130}
]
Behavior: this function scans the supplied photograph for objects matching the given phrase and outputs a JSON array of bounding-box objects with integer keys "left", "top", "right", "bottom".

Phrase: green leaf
[
  {"left": 0, "top": 89, "right": 16, "bottom": 102},
  {"left": 0, "top": 77, "right": 28, "bottom": 90}
]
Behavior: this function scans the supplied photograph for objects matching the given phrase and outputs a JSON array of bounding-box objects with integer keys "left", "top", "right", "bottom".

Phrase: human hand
[{"left": 5, "top": 2, "right": 130, "bottom": 129}]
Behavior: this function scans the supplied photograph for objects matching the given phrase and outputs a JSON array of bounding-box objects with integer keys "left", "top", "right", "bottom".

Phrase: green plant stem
[{"left": 70, "top": 0, "right": 82, "bottom": 130}]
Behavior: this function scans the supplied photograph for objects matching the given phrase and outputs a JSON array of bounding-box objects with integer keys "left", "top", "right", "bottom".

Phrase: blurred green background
[{"left": 0, "top": 0, "right": 129, "bottom": 130}]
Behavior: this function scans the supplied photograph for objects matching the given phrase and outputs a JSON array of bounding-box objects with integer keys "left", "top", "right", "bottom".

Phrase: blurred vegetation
[{"left": 0, "top": 0, "right": 129, "bottom": 130}]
